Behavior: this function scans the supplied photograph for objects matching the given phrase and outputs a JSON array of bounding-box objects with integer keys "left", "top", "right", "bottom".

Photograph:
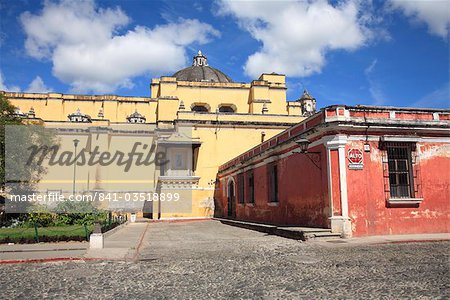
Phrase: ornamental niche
[
  {"left": 127, "top": 110, "right": 146, "bottom": 123},
  {"left": 68, "top": 108, "right": 91, "bottom": 123},
  {"left": 13, "top": 108, "right": 27, "bottom": 118}
]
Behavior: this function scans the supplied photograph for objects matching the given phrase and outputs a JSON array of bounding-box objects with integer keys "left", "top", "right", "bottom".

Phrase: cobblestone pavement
[{"left": 1, "top": 221, "right": 449, "bottom": 299}]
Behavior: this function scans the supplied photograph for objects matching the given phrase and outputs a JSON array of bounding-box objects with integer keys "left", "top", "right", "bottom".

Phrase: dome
[
  {"left": 298, "top": 89, "right": 315, "bottom": 101},
  {"left": 172, "top": 51, "right": 233, "bottom": 83}
]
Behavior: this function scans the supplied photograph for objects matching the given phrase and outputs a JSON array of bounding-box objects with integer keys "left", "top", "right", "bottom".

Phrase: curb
[
  {"left": 146, "top": 218, "right": 212, "bottom": 224},
  {"left": 0, "top": 247, "right": 87, "bottom": 253},
  {"left": 373, "top": 239, "right": 450, "bottom": 245},
  {"left": 214, "top": 218, "right": 276, "bottom": 233},
  {"left": 103, "top": 221, "right": 130, "bottom": 239},
  {"left": 132, "top": 222, "right": 150, "bottom": 261},
  {"left": 0, "top": 257, "right": 103, "bottom": 265},
  {"left": 213, "top": 218, "right": 341, "bottom": 241}
]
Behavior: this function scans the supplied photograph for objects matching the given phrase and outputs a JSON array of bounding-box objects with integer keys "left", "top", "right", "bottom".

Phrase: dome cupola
[
  {"left": 172, "top": 51, "right": 233, "bottom": 83},
  {"left": 297, "top": 89, "right": 317, "bottom": 117}
]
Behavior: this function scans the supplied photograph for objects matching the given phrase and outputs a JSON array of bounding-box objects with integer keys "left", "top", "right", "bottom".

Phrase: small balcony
[{"left": 158, "top": 169, "right": 200, "bottom": 188}]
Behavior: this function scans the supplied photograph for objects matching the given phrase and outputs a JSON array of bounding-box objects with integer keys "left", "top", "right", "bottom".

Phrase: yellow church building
[{"left": 2, "top": 51, "right": 316, "bottom": 220}]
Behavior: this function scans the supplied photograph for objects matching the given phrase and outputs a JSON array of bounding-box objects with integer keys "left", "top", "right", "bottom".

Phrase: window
[
  {"left": 163, "top": 149, "right": 190, "bottom": 176},
  {"left": 268, "top": 164, "right": 278, "bottom": 203},
  {"left": 238, "top": 173, "right": 244, "bottom": 204},
  {"left": 219, "top": 105, "right": 235, "bottom": 113},
  {"left": 387, "top": 144, "right": 414, "bottom": 198},
  {"left": 192, "top": 105, "right": 209, "bottom": 113},
  {"left": 247, "top": 171, "right": 254, "bottom": 203},
  {"left": 173, "top": 152, "right": 186, "bottom": 170}
]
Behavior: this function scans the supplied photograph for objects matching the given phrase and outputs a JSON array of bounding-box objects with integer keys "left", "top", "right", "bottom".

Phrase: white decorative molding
[
  {"left": 388, "top": 198, "right": 423, "bottom": 205},
  {"left": 390, "top": 111, "right": 396, "bottom": 119}
]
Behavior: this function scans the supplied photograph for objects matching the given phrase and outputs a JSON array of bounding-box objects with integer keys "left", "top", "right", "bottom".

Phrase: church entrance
[{"left": 227, "top": 180, "right": 235, "bottom": 218}]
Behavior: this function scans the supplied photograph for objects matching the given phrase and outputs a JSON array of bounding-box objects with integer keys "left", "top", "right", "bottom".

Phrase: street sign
[{"left": 348, "top": 148, "right": 363, "bottom": 169}]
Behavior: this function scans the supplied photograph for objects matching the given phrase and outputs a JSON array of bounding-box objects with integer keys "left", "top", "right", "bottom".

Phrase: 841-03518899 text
[
  {"left": 8, "top": 192, "right": 181, "bottom": 203},
  {"left": 93, "top": 192, "right": 180, "bottom": 202}
]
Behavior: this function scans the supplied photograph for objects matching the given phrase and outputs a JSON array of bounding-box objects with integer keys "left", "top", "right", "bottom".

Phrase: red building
[{"left": 215, "top": 105, "right": 450, "bottom": 237}]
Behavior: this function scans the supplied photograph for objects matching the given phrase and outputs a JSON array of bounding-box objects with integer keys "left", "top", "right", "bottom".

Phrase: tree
[
  {"left": 0, "top": 93, "right": 57, "bottom": 217},
  {"left": 0, "top": 93, "right": 21, "bottom": 192}
]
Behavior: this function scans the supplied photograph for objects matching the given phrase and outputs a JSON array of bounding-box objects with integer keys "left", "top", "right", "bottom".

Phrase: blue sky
[{"left": 0, "top": 0, "right": 449, "bottom": 109}]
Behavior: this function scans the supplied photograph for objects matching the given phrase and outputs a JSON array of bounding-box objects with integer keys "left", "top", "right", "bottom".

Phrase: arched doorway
[{"left": 227, "top": 179, "right": 236, "bottom": 218}]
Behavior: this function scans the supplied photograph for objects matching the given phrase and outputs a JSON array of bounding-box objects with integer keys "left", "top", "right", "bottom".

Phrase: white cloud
[
  {"left": 216, "top": 0, "right": 374, "bottom": 78},
  {"left": 413, "top": 82, "right": 450, "bottom": 108},
  {"left": 20, "top": 0, "right": 219, "bottom": 93},
  {"left": 0, "top": 72, "right": 21, "bottom": 92},
  {"left": 388, "top": 0, "right": 450, "bottom": 39},
  {"left": 0, "top": 71, "right": 53, "bottom": 93},
  {"left": 193, "top": 2, "right": 204, "bottom": 12},
  {"left": 364, "top": 59, "right": 387, "bottom": 105},
  {"left": 25, "top": 76, "right": 53, "bottom": 93}
]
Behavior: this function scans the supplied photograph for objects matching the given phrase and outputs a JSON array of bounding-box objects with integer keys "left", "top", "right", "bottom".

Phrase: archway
[{"left": 227, "top": 178, "right": 236, "bottom": 218}]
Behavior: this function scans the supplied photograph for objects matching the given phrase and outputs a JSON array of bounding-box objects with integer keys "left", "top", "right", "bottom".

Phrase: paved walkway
[
  {"left": 138, "top": 220, "right": 450, "bottom": 261},
  {"left": 0, "top": 220, "right": 448, "bottom": 298},
  {"left": 1, "top": 220, "right": 448, "bottom": 263},
  {"left": 215, "top": 217, "right": 450, "bottom": 242},
  {"left": 0, "top": 222, "right": 149, "bottom": 262},
  {"left": 85, "top": 222, "right": 149, "bottom": 261},
  {"left": 0, "top": 242, "right": 87, "bottom": 261},
  {"left": 311, "top": 232, "right": 450, "bottom": 247}
]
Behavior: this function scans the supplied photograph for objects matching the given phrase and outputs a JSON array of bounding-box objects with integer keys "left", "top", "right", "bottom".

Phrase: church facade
[{"left": 2, "top": 51, "right": 314, "bottom": 219}]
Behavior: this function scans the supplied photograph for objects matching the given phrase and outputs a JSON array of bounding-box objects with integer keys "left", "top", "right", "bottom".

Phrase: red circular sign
[{"left": 348, "top": 148, "right": 363, "bottom": 164}]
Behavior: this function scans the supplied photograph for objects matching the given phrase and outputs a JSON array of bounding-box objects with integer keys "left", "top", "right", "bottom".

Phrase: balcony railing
[{"left": 161, "top": 169, "right": 196, "bottom": 177}]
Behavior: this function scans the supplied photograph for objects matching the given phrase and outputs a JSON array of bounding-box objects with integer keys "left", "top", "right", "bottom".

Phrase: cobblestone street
[{"left": 1, "top": 221, "right": 449, "bottom": 299}]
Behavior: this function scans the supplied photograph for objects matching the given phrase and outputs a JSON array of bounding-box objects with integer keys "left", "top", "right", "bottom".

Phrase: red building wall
[
  {"left": 216, "top": 105, "right": 450, "bottom": 237},
  {"left": 216, "top": 145, "right": 330, "bottom": 227},
  {"left": 346, "top": 141, "right": 450, "bottom": 236}
]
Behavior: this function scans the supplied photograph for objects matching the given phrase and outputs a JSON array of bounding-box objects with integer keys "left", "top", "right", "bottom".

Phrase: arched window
[
  {"left": 218, "top": 104, "right": 237, "bottom": 113},
  {"left": 192, "top": 105, "right": 209, "bottom": 113},
  {"left": 218, "top": 106, "right": 235, "bottom": 113}
]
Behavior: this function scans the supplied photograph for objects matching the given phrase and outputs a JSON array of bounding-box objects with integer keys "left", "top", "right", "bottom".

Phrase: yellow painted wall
[{"left": 2, "top": 71, "right": 306, "bottom": 219}]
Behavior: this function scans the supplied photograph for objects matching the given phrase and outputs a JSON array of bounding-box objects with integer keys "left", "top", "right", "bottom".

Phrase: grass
[{"left": 0, "top": 225, "right": 93, "bottom": 240}]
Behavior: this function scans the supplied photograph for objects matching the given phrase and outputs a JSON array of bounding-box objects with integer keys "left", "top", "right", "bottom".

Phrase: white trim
[
  {"left": 326, "top": 148, "right": 333, "bottom": 217},
  {"left": 240, "top": 147, "right": 297, "bottom": 172},
  {"left": 267, "top": 202, "right": 279, "bottom": 207},
  {"left": 347, "top": 135, "right": 450, "bottom": 143},
  {"left": 381, "top": 136, "right": 435, "bottom": 143},
  {"left": 324, "top": 135, "right": 348, "bottom": 150},
  {"left": 338, "top": 145, "right": 349, "bottom": 218},
  {"left": 263, "top": 155, "right": 279, "bottom": 164},
  {"left": 389, "top": 111, "right": 396, "bottom": 119},
  {"left": 344, "top": 109, "right": 350, "bottom": 118},
  {"left": 324, "top": 135, "right": 348, "bottom": 219},
  {"left": 335, "top": 123, "right": 450, "bottom": 131},
  {"left": 388, "top": 198, "right": 423, "bottom": 205}
]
